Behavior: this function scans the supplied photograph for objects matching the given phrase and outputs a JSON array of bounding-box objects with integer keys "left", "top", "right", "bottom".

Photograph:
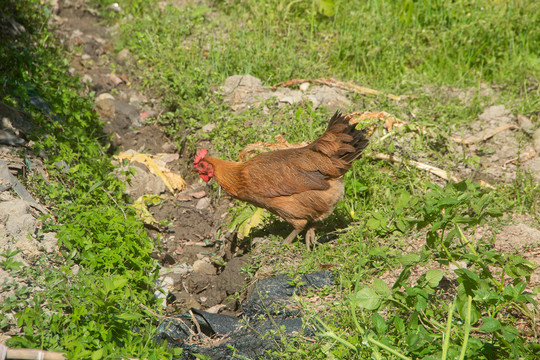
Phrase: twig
[
  {"left": 452, "top": 124, "right": 518, "bottom": 145},
  {"left": 272, "top": 78, "right": 405, "bottom": 101},
  {"left": 189, "top": 309, "right": 202, "bottom": 335},
  {"left": 101, "top": 188, "right": 127, "bottom": 219},
  {"left": 503, "top": 150, "right": 537, "bottom": 167},
  {"left": 138, "top": 303, "right": 168, "bottom": 321},
  {"left": 368, "top": 153, "right": 462, "bottom": 183},
  {"left": 0, "top": 344, "right": 66, "bottom": 360}
]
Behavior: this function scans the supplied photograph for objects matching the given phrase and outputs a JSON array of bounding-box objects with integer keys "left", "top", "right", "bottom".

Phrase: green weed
[{"left": 1, "top": 0, "right": 174, "bottom": 358}]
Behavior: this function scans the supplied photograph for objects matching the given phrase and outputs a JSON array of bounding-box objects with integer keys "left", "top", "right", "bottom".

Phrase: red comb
[{"left": 194, "top": 148, "right": 208, "bottom": 165}]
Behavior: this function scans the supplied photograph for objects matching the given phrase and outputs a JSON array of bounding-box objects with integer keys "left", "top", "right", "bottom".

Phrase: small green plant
[
  {"left": 0, "top": 249, "right": 23, "bottom": 272},
  {"left": 322, "top": 180, "right": 538, "bottom": 359}
]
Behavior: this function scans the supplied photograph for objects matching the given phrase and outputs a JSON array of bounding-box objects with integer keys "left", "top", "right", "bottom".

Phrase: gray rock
[
  {"left": 116, "top": 48, "right": 131, "bottom": 64},
  {"left": 196, "top": 197, "right": 211, "bottom": 210},
  {"left": 0, "top": 200, "right": 36, "bottom": 237},
  {"left": 523, "top": 157, "right": 540, "bottom": 182},
  {"left": 95, "top": 93, "right": 116, "bottom": 120},
  {"left": 307, "top": 85, "right": 350, "bottom": 111},
  {"left": 54, "top": 160, "right": 70, "bottom": 173},
  {"left": 81, "top": 74, "right": 93, "bottom": 84},
  {"left": 0, "top": 160, "right": 36, "bottom": 203},
  {"left": 221, "top": 75, "right": 350, "bottom": 112},
  {"left": 193, "top": 258, "right": 216, "bottom": 275},
  {"left": 116, "top": 163, "right": 167, "bottom": 200},
  {"left": 478, "top": 105, "right": 513, "bottom": 125},
  {"left": 222, "top": 75, "right": 273, "bottom": 112},
  {"left": 115, "top": 100, "right": 141, "bottom": 127}
]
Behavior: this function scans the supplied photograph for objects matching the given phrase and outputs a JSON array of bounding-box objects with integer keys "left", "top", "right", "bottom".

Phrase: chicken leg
[
  {"left": 283, "top": 228, "right": 302, "bottom": 245},
  {"left": 283, "top": 224, "right": 317, "bottom": 250},
  {"left": 305, "top": 226, "right": 316, "bottom": 250}
]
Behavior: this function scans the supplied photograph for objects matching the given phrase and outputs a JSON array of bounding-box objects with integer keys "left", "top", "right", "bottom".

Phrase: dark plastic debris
[{"left": 154, "top": 270, "right": 334, "bottom": 359}]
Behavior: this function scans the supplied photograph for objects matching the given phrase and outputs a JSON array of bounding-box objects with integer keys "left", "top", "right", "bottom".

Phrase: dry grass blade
[
  {"left": 452, "top": 124, "right": 519, "bottom": 145},
  {"left": 272, "top": 78, "right": 405, "bottom": 101}
]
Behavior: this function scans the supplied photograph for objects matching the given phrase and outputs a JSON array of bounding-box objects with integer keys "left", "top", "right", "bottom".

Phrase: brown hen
[{"left": 193, "top": 111, "right": 372, "bottom": 249}]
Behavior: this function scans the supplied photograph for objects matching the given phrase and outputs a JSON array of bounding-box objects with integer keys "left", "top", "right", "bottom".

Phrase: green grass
[
  {"left": 0, "top": 0, "right": 177, "bottom": 358},
  {"left": 99, "top": 0, "right": 539, "bottom": 358},
  {"left": 1, "top": 0, "right": 539, "bottom": 358}
]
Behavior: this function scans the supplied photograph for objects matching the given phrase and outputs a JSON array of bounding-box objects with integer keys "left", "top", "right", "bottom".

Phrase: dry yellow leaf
[
  {"left": 237, "top": 208, "right": 268, "bottom": 239},
  {"left": 114, "top": 151, "right": 186, "bottom": 193}
]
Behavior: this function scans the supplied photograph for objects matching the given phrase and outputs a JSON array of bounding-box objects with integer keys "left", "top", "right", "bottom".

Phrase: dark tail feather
[
  {"left": 326, "top": 111, "right": 371, "bottom": 164},
  {"left": 309, "top": 111, "right": 371, "bottom": 172}
]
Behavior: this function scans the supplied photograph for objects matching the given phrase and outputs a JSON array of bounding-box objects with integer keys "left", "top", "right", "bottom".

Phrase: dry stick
[
  {"left": 3, "top": 347, "right": 66, "bottom": 360},
  {"left": 272, "top": 78, "right": 404, "bottom": 101},
  {"left": 101, "top": 187, "right": 127, "bottom": 219},
  {"left": 503, "top": 150, "right": 538, "bottom": 167},
  {"left": 369, "top": 152, "right": 496, "bottom": 189},
  {"left": 452, "top": 124, "right": 519, "bottom": 145},
  {"left": 369, "top": 153, "right": 462, "bottom": 183}
]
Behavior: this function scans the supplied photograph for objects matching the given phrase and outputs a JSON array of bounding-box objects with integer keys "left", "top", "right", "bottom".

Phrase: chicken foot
[{"left": 283, "top": 224, "right": 317, "bottom": 250}]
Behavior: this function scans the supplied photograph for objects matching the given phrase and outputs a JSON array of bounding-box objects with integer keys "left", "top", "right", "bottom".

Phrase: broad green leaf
[
  {"left": 425, "top": 269, "right": 444, "bottom": 288},
  {"left": 91, "top": 348, "right": 104, "bottom": 360},
  {"left": 318, "top": 0, "right": 336, "bottom": 16},
  {"left": 350, "top": 287, "right": 381, "bottom": 310},
  {"left": 371, "top": 313, "right": 387, "bottom": 335},
  {"left": 394, "top": 315, "right": 405, "bottom": 333},
  {"left": 116, "top": 313, "right": 142, "bottom": 321},
  {"left": 399, "top": 253, "right": 420, "bottom": 266},
  {"left": 373, "top": 278, "right": 391, "bottom": 296},
  {"left": 479, "top": 317, "right": 502, "bottom": 333},
  {"left": 502, "top": 325, "right": 520, "bottom": 342}
]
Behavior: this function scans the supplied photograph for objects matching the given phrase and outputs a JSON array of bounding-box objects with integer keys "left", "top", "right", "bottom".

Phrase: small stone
[
  {"left": 71, "top": 264, "right": 80, "bottom": 275},
  {"left": 517, "top": 114, "right": 533, "bottom": 129},
  {"left": 54, "top": 160, "right": 70, "bottom": 173},
  {"left": 193, "top": 258, "right": 216, "bottom": 275},
  {"left": 129, "top": 93, "right": 146, "bottom": 106},
  {"left": 185, "top": 296, "right": 201, "bottom": 309},
  {"left": 160, "top": 276, "right": 175, "bottom": 289},
  {"left": 196, "top": 197, "right": 211, "bottom": 210},
  {"left": 161, "top": 142, "right": 176, "bottom": 152},
  {"left": 95, "top": 93, "right": 115, "bottom": 120},
  {"left": 109, "top": 73, "right": 123, "bottom": 86},
  {"left": 202, "top": 123, "right": 216, "bottom": 133},
  {"left": 161, "top": 263, "right": 193, "bottom": 276},
  {"left": 190, "top": 190, "right": 206, "bottom": 199},
  {"left": 174, "top": 194, "right": 191, "bottom": 202},
  {"left": 81, "top": 54, "right": 91, "bottom": 61},
  {"left": 106, "top": 3, "right": 122, "bottom": 13},
  {"left": 81, "top": 74, "right": 93, "bottom": 83},
  {"left": 299, "top": 82, "right": 310, "bottom": 91},
  {"left": 71, "top": 29, "right": 83, "bottom": 38},
  {"left": 116, "top": 48, "right": 131, "bottom": 64},
  {"left": 39, "top": 232, "right": 58, "bottom": 253}
]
